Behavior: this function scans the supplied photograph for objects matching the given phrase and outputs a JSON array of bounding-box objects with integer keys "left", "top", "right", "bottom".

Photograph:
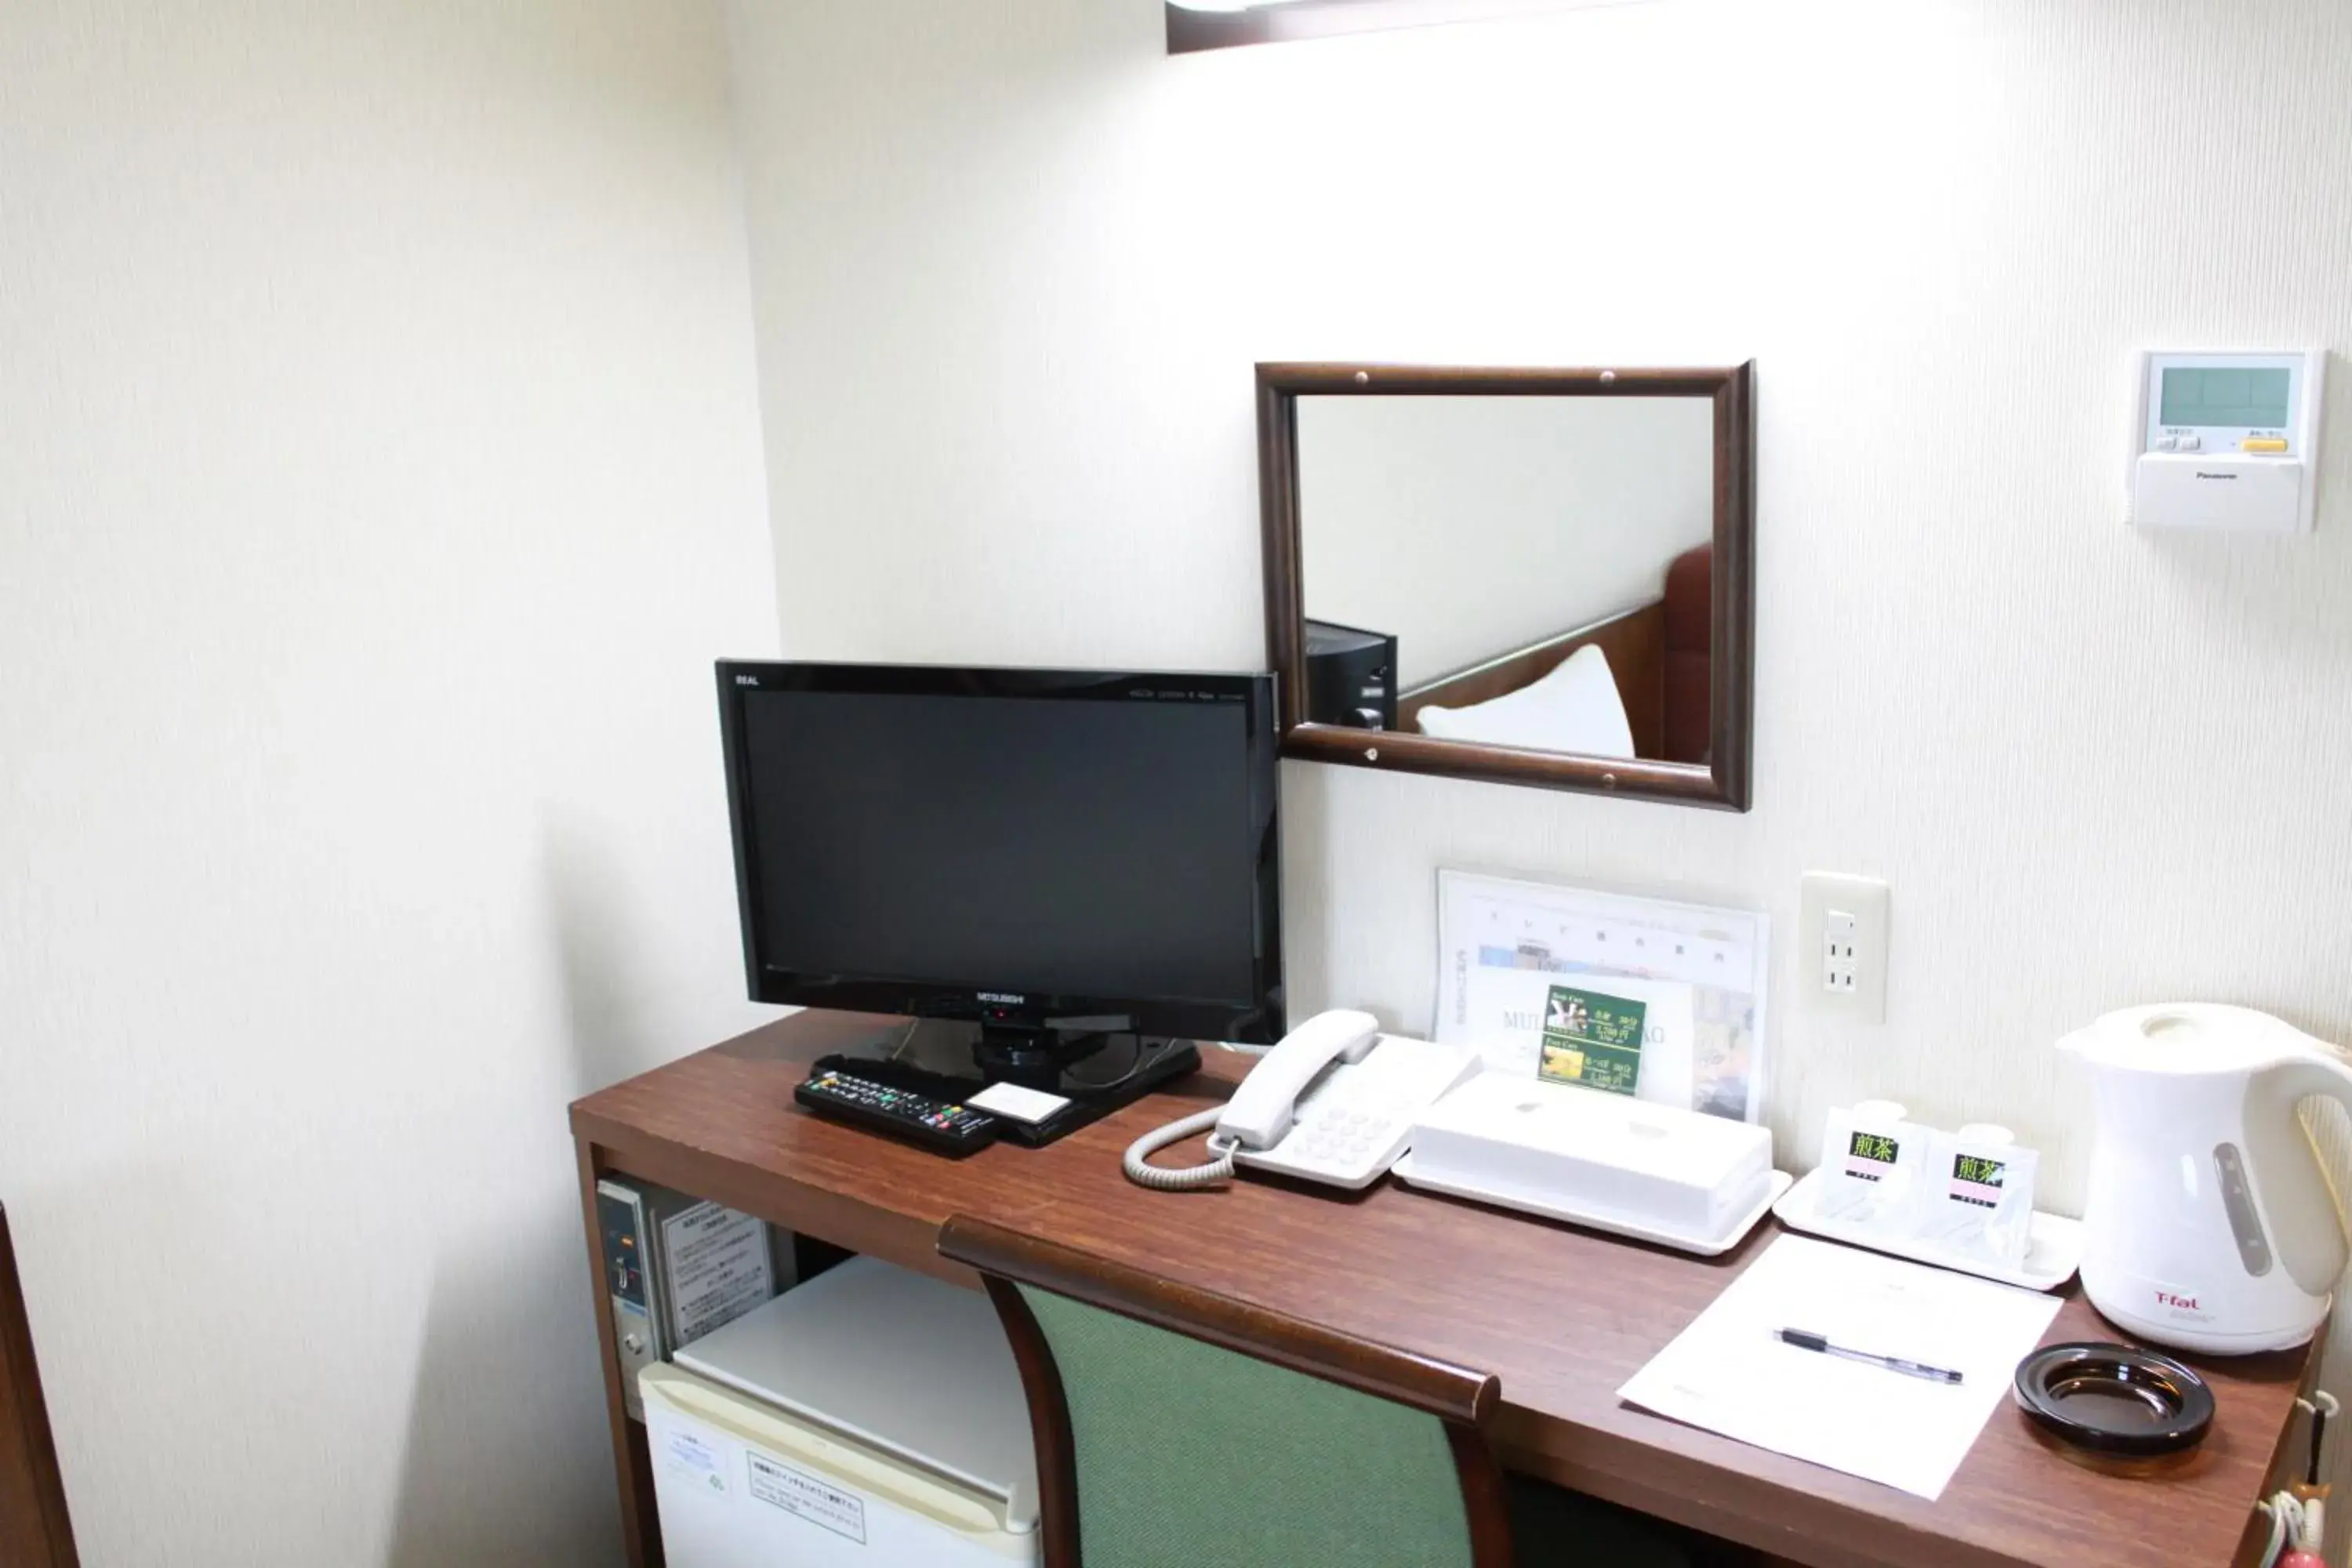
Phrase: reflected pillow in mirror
[{"left": 1414, "top": 643, "right": 1635, "bottom": 758}]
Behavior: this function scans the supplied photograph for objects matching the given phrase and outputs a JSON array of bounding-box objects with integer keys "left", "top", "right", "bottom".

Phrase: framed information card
[{"left": 1435, "top": 870, "right": 1770, "bottom": 1123}]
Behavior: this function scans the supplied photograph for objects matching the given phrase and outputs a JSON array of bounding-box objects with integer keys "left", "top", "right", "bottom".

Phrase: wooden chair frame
[{"left": 1, "top": 1205, "right": 78, "bottom": 1568}]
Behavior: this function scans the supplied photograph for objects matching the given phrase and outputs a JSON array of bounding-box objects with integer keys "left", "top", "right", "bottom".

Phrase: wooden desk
[{"left": 570, "top": 1012, "right": 2317, "bottom": 1568}]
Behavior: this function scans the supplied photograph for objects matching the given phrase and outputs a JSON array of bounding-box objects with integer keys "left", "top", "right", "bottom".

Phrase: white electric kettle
[{"left": 2062, "top": 1003, "right": 2352, "bottom": 1355}]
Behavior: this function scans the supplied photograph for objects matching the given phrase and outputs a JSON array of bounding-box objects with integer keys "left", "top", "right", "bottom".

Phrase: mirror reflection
[{"left": 1297, "top": 394, "right": 1717, "bottom": 764}]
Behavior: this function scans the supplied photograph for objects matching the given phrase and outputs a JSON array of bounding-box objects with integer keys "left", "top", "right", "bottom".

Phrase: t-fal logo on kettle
[{"left": 2156, "top": 1290, "right": 2201, "bottom": 1312}]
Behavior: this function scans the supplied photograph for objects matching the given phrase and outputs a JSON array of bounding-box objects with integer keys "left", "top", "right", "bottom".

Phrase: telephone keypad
[{"left": 1228, "top": 1036, "right": 1483, "bottom": 1192}]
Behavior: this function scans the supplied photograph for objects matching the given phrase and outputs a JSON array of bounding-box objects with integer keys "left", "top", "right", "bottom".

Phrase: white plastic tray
[
  {"left": 1772, "top": 1167, "right": 2083, "bottom": 1292},
  {"left": 1392, "top": 1155, "right": 1792, "bottom": 1258}
]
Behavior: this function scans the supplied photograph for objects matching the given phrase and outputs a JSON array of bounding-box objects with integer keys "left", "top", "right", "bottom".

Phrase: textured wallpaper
[
  {"left": 0, "top": 2, "right": 779, "bottom": 1562},
  {"left": 729, "top": 0, "right": 2352, "bottom": 1543}
]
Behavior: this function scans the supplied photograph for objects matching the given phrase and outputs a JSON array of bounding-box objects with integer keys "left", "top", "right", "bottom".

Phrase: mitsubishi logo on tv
[{"left": 977, "top": 992, "right": 1025, "bottom": 1006}]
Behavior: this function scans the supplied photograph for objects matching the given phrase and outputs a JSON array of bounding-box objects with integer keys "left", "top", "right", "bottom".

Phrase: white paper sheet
[
  {"left": 1435, "top": 870, "right": 1767, "bottom": 1121},
  {"left": 660, "top": 1201, "right": 775, "bottom": 1345},
  {"left": 968, "top": 1080, "right": 1073, "bottom": 1124},
  {"left": 1617, "top": 1236, "right": 2063, "bottom": 1500}
]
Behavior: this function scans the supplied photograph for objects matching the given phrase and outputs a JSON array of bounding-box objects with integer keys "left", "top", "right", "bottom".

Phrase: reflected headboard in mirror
[{"left": 1258, "top": 361, "right": 1755, "bottom": 810}]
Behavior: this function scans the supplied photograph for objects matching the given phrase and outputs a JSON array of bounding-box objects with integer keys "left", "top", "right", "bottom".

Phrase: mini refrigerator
[{"left": 639, "top": 1256, "right": 1040, "bottom": 1568}]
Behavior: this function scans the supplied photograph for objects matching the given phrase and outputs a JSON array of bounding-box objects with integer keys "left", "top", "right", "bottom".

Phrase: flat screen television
[{"left": 715, "top": 661, "right": 1285, "bottom": 1052}]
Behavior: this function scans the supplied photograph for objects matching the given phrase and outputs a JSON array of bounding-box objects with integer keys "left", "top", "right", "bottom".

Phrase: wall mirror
[{"left": 1258, "top": 362, "right": 1755, "bottom": 809}]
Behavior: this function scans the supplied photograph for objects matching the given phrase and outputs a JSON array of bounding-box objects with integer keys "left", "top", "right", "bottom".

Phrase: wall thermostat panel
[{"left": 2129, "top": 349, "right": 2325, "bottom": 533}]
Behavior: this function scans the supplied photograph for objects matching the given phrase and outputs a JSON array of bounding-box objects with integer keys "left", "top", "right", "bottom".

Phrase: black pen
[{"left": 1775, "top": 1327, "right": 1964, "bottom": 1385}]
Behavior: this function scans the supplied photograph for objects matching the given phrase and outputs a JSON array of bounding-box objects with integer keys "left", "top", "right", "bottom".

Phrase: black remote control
[{"left": 794, "top": 1068, "right": 1002, "bottom": 1157}]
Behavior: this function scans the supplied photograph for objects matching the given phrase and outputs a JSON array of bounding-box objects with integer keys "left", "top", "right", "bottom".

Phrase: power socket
[
  {"left": 1823, "top": 908, "right": 1860, "bottom": 994},
  {"left": 1800, "top": 872, "right": 1889, "bottom": 1023}
]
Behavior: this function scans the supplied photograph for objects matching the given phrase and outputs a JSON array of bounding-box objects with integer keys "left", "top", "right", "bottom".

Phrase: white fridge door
[{"left": 642, "top": 1363, "right": 1036, "bottom": 1568}]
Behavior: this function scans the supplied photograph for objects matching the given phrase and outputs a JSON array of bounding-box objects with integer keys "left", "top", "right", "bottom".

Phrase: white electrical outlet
[
  {"left": 1823, "top": 908, "right": 1859, "bottom": 993},
  {"left": 1801, "top": 872, "right": 1889, "bottom": 1023}
]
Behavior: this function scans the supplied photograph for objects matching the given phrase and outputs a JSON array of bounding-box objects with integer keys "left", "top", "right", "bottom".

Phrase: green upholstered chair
[{"left": 938, "top": 1215, "right": 1699, "bottom": 1568}]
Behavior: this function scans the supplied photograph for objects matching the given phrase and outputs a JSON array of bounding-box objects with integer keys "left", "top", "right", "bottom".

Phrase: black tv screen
[{"left": 717, "top": 662, "right": 1284, "bottom": 1044}]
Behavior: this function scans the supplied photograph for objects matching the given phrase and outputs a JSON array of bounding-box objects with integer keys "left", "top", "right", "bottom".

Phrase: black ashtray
[{"left": 2013, "top": 1342, "right": 2215, "bottom": 1464}]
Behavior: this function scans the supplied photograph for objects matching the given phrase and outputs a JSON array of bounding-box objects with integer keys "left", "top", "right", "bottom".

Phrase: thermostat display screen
[{"left": 2161, "top": 366, "right": 2291, "bottom": 430}]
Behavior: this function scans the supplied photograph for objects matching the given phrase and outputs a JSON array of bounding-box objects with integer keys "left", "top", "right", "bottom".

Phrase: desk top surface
[{"left": 571, "top": 1011, "right": 2310, "bottom": 1568}]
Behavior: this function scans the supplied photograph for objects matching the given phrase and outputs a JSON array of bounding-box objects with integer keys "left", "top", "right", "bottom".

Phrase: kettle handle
[{"left": 2248, "top": 1056, "right": 2352, "bottom": 1297}]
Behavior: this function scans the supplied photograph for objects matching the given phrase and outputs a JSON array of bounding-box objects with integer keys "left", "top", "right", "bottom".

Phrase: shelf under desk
[{"left": 570, "top": 1010, "right": 2316, "bottom": 1568}]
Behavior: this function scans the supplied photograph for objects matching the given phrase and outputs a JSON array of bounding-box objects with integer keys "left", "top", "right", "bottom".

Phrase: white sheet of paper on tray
[
  {"left": 1617, "top": 1236, "right": 2062, "bottom": 1501},
  {"left": 1434, "top": 871, "right": 1768, "bottom": 1123}
]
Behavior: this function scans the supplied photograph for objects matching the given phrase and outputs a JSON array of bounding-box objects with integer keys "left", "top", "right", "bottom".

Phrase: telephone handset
[
  {"left": 1214, "top": 1008, "right": 1381, "bottom": 1148},
  {"left": 1123, "top": 1010, "right": 1480, "bottom": 1192}
]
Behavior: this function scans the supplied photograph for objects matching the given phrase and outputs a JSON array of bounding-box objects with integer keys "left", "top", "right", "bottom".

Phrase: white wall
[
  {"left": 728, "top": 0, "right": 2352, "bottom": 1210},
  {"left": 0, "top": 3, "right": 779, "bottom": 1563},
  {"left": 1299, "top": 394, "right": 1714, "bottom": 687},
  {"left": 726, "top": 0, "right": 2352, "bottom": 1510}
]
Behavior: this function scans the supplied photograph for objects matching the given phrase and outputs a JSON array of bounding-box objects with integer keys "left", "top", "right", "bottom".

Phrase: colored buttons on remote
[{"left": 794, "top": 1069, "right": 1002, "bottom": 1157}]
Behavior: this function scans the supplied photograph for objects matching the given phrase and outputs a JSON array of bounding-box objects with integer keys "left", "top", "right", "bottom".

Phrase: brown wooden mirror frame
[{"left": 1258, "top": 361, "right": 1755, "bottom": 811}]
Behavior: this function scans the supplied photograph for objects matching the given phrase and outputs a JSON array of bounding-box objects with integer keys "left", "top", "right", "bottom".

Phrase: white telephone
[{"left": 1123, "top": 1010, "right": 1481, "bottom": 1192}]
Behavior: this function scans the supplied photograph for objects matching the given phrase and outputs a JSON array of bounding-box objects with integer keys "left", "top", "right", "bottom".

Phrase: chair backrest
[
  {"left": 938, "top": 1215, "right": 1512, "bottom": 1568},
  {"left": 1, "top": 1203, "right": 78, "bottom": 1568}
]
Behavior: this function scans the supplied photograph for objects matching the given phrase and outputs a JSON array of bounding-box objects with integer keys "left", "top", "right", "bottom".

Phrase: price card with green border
[{"left": 1538, "top": 985, "right": 1646, "bottom": 1095}]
